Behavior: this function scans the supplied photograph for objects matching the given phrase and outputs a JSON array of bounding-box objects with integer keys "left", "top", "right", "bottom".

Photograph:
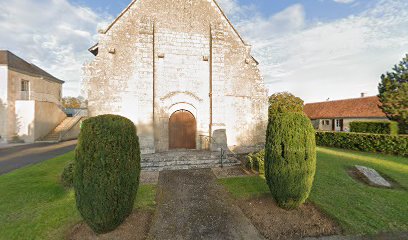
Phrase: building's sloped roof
[
  {"left": 0, "top": 50, "right": 64, "bottom": 84},
  {"left": 304, "top": 96, "right": 386, "bottom": 119}
]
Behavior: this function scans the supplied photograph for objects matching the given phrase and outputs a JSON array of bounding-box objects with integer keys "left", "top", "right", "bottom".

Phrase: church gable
[
  {"left": 94, "top": 0, "right": 251, "bottom": 54},
  {"left": 84, "top": 0, "right": 268, "bottom": 154}
]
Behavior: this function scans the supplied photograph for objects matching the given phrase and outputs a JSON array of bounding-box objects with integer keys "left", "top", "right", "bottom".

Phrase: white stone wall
[
  {"left": 13, "top": 101, "right": 66, "bottom": 143},
  {"left": 154, "top": 29, "right": 211, "bottom": 151},
  {"left": 84, "top": 0, "right": 268, "bottom": 153},
  {"left": 15, "top": 100, "right": 35, "bottom": 142},
  {"left": 0, "top": 66, "right": 8, "bottom": 143}
]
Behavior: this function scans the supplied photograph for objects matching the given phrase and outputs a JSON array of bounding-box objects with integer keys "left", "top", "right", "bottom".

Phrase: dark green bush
[
  {"left": 61, "top": 161, "right": 74, "bottom": 188},
  {"left": 316, "top": 131, "right": 408, "bottom": 157},
  {"left": 74, "top": 114, "right": 141, "bottom": 234},
  {"left": 246, "top": 150, "right": 265, "bottom": 175},
  {"left": 265, "top": 113, "right": 316, "bottom": 210},
  {"left": 349, "top": 121, "right": 399, "bottom": 135}
]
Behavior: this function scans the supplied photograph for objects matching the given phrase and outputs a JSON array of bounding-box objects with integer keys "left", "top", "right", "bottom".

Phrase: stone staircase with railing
[
  {"left": 38, "top": 115, "right": 83, "bottom": 142},
  {"left": 141, "top": 150, "right": 240, "bottom": 171}
]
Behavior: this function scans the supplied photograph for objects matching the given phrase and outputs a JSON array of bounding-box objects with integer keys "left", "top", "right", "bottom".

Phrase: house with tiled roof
[
  {"left": 0, "top": 50, "right": 67, "bottom": 143},
  {"left": 304, "top": 95, "right": 388, "bottom": 132}
]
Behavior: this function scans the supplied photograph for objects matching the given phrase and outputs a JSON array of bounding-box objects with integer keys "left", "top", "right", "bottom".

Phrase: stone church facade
[{"left": 84, "top": 0, "right": 268, "bottom": 154}]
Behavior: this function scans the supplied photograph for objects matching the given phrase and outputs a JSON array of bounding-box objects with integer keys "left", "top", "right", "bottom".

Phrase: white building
[
  {"left": 304, "top": 96, "right": 389, "bottom": 132},
  {"left": 84, "top": 0, "right": 268, "bottom": 154},
  {"left": 0, "top": 50, "right": 66, "bottom": 143}
]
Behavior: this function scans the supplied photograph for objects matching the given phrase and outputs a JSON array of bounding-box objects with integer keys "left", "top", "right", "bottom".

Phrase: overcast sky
[{"left": 0, "top": 0, "right": 407, "bottom": 103}]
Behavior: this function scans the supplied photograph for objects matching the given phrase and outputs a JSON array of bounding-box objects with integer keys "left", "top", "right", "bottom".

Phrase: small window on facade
[
  {"left": 321, "top": 120, "right": 325, "bottom": 125},
  {"left": 325, "top": 120, "right": 330, "bottom": 125},
  {"left": 21, "top": 80, "right": 30, "bottom": 92}
]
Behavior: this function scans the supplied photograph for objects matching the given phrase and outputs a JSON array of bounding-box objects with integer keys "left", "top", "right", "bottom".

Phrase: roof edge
[
  {"left": 1, "top": 50, "right": 64, "bottom": 84},
  {"left": 102, "top": 0, "right": 249, "bottom": 47},
  {"left": 305, "top": 96, "right": 379, "bottom": 105},
  {"left": 103, "top": 0, "right": 138, "bottom": 34},
  {"left": 8, "top": 66, "right": 65, "bottom": 84}
]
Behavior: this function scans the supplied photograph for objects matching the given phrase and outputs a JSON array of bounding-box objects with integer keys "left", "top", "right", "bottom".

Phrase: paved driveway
[
  {"left": 0, "top": 140, "right": 77, "bottom": 175},
  {"left": 148, "top": 168, "right": 264, "bottom": 240}
]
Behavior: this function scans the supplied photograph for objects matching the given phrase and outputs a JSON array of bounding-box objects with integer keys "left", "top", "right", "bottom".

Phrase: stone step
[
  {"left": 140, "top": 150, "right": 241, "bottom": 171},
  {"left": 141, "top": 155, "right": 228, "bottom": 162},
  {"left": 141, "top": 158, "right": 238, "bottom": 167},
  {"left": 141, "top": 161, "right": 240, "bottom": 171}
]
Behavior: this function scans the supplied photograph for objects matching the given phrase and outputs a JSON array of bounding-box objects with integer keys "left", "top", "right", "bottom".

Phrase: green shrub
[
  {"left": 268, "top": 92, "right": 304, "bottom": 117},
  {"left": 61, "top": 161, "right": 74, "bottom": 188},
  {"left": 349, "top": 121, "right": 399, "bottom": 135},
  {"left": 74, "top": 114, "right": 141, "bottom": 234},
  {"left": 265, "top": 113, "right": 316, "bottom": 210},
  {"left": 316, "top": 131, "right": 408, "bottom": 157},
  {"left": 246, "top": 150, "right": 265, "bottom": 174}
]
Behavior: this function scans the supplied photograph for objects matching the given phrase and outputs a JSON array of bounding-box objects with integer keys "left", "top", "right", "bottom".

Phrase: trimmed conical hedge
[
  {"left": 265, "top": 112, "right": 316, "bottom": 209},
  {"left": 74, "top": 114, "right": 141, "bottom": 233}
]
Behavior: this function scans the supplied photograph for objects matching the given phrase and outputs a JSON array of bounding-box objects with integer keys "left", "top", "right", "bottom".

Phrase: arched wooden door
[{"left": 169, "top": 110, "right": 196, "bottom": 149}]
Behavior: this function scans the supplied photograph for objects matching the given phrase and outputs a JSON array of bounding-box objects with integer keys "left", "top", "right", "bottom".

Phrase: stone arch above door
[{"left": 169, "top": 102, "right": 197, "bottom": 119}]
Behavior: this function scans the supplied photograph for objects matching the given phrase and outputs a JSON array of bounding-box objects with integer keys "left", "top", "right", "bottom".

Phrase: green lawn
[
  {"left": 219, "top": 147, "right": 408, "bottom": 235},
  {"left": 0, "top": 151, "right": 156, "bottom": 240}
]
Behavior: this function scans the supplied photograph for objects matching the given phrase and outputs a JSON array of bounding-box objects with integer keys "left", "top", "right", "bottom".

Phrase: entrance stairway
[
  {"left": 141, "top": 150, "right": 240, "bottom": 171},
  {"left": 38, "top": 116, "right": 83, "bottom": 142}
]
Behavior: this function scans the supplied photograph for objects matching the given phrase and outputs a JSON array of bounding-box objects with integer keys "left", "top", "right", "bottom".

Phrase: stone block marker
[{"left": 355, "top": 165, "right": 392, "bottom": 188}]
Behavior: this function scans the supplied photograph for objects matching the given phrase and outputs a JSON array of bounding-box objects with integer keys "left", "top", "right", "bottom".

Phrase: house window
[
  {"left": 21, "top": 80, "right": 30, "bottom": 91},
  {"left": 20, "top": 80, "right": 30, "bottom": 100},
  {"left": 325, "top": 120, "right": 330, "bottom": 125}
]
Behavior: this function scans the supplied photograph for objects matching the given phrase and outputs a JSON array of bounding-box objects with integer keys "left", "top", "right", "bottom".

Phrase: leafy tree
[
  {"left": 268, "top": 92, "right": 304, "bottom": 116},
  {"left": 378, "top": 54, "right": 408, "bottom": 133},
  {"left": 62, "top": 96, "right": 86, "bottom": 108}
]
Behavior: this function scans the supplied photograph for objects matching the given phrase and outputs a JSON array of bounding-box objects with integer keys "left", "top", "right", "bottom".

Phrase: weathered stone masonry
[{"left": 84, "top": 0, "right": 268, "bottom": 154}]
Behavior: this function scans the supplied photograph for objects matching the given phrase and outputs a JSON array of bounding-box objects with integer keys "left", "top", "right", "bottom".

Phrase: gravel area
[
  {"left": 69, "top": 210, "right": 153, "bottom": 240},
  {"left": 237, "top": 197, "right": 341, "bottom": 240},
  {"left": 140, "top": 171, "right": 159, "bottom": 184}
]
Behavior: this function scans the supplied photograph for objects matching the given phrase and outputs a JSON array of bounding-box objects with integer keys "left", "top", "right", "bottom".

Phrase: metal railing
[
  {"left": 200, "top": 135, "right": 233, "bottom": 168},
  {"left": 20, "top": 91, "right": 30, "bottom": 100}
]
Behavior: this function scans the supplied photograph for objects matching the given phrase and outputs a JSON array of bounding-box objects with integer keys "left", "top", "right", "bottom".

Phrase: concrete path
[
  {"left": 0, "top": 140, "right": 77, "bottom": 175},
  {"left": 148, "top": 168, "right": 264, "bottom": 240}
]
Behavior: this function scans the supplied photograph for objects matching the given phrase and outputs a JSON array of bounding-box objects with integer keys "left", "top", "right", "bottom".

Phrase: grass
[
  {"left": 219, "top": 147, "right": 408, "bottom": 235},
  {"left": 0, "top": 151, "right": 156, "bottom": 240}
]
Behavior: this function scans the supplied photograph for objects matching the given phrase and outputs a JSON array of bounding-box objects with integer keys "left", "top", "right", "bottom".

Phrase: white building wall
[
  {"left": 15, "top": 100, "right": 35, "bottom": 142},
  {"left": 84, "top": 0, "right": 268, "bottom": 153},
  {"left": 0, "top": 66, "right": 8, "bottom": 143}
]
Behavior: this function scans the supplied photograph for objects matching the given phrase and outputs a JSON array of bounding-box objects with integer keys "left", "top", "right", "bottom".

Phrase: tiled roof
[
  {"left": 304, "top": 96, "right": 387, "bottom": 119},
  {"left": 0, "top": 50, "right": 64, "bottom": 84}
]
